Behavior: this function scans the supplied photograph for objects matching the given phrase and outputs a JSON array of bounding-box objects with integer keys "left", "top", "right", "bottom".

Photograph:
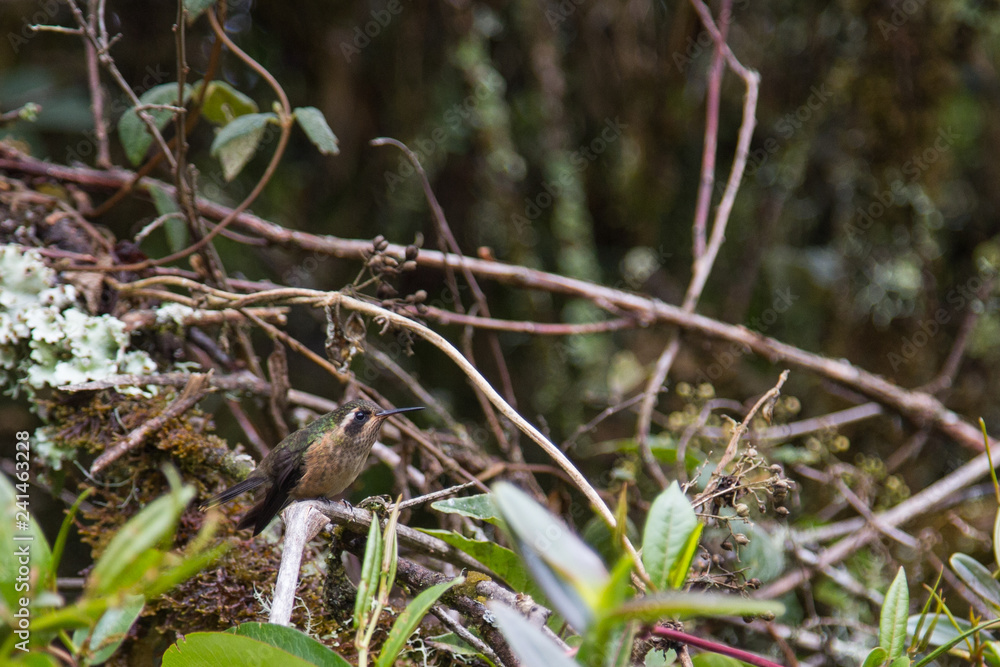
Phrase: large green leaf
[
  {"left": 879, "top": 567, "right": 909, "bottom": 660},
  {"left": 118, "top": 83, "right": 192, "bottom": 165},
  {"left": 375, "top": 576, "right": 463, "bottom": 667},
  {"left": 951, "top": 553, "right": 1000, "bottom": 609},
  {"left": 294, "top": 107, "right": 339, "bottom": 155},
  {"left": 488, "top": 603, "right": 581, "bottom": 667},
  {"left": 198, "top": 81, "right": 259, "bottom": 125},
  {"left": 862, "top": 647, "right": 888, "bottom": 667},
  {"left": 418, "top": 529, "right": 538, "bottom": 598},
  {"left": 161, "top": 632, "right": 317, "bottom": 667},
  {"left": 431, "top": 494, "right": 504, "bottom": 526},
  {"left": 642, "top": 482, "right": 700, "bottom": 590},
  {"left": 73, "top": 594, "right": 144, "bottom": 665},
  {"left": 87, "top": 481, "right": 195, "bottom": 596},
  {"left": 0, "top": 472, "right": 53, "bottom": 612},
  {"left": 492, "top": 482, "right": 608, "bottom": 631},
  {"left": 229, "top": 623, "right": 350, "bottom": 667},
  {"left": 209, "top": 112, "right": 277, "bottom": 181}
]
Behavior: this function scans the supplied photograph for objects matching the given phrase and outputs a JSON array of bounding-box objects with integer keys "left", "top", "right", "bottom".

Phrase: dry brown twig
[
  {"left": 636, "top": 0, "right": 762, "bottom": 489},
  {"left": 89, "top": 372, "right": 215, "bottom": 476},
  {"left": 3, "top": 146, "right": 990, "bottom": 454}
]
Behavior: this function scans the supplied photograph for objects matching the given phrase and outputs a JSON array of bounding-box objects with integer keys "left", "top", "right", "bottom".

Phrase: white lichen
[{"left": 0, "top": 245, "right": 159, "bottom": 465}]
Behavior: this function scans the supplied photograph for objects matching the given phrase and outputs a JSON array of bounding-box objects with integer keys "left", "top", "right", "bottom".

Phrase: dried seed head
[
  {"left": 402, "top": 260, "right": 417, "bottom": 272},
  {"left": 405, "top": 245, "right": 419, "bottom": 260},
  {"left": 721, "top": 540, "right": 733, "bottom": 551},
  {"left": 373, "top": 234, "right": 387, "bottom": 251},
  {"left": 734, "top": 533, "right": 749, "bottom": 546},
  {"left": 775, "top": 506, "right": 790, "bottom": 517},
  {"left": 735, "top": 503, "right": 750, "bottom": 517}
]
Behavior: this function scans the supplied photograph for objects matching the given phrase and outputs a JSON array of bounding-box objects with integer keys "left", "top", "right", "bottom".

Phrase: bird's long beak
[{"left": 376, "top": 406, "right": 425, "bottom": 418}]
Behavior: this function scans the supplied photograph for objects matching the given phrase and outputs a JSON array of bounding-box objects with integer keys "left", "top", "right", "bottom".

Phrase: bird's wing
[
  {"left": 238, "top": 443, "right": 305, "bottom": 536},
  {"left": 199, "top": 475, "right": 267, "bottom": 510}
]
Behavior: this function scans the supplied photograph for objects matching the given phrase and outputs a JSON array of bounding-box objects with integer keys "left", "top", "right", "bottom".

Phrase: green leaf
[
  {"left": 73, "top": 593, "right": 144, "bottom": 664},
  {"left": 209, "top": 112, "right": 276, "bottom": 181},
  {"left": 354, "top": 516, "right": 382, "bottom": 628},
  {"left": 375, "top": 576, "right": 463, "bottom": 667},
  {"left": 418, "top": 529, "right": 538, "bottom": 598},
  {"left": 48, "top": 489, "right": 92, "bottom": 591},
  {"left": 183, "top": 0, "right": 217, "bottom": 23},
  {"left": 642, "top": 482, "right": 700, "bottom": 590},
  {"left": 146, "top": 183, "right": 187, "bottom": 253},
  {"left": 994, "top": 508, "right": 1000, "bottom": 571},
  {"left": 118, "top": 83, "right": 192, "bottom": 165},
  {"left": 431, "top": 493, "right": 504, "bottom": 526},
  {"left": 294, "top": 107, "right": 339, "bottom": 155},
  {"left": 889, "top": 656, "right": 911, "bottom": 667},
  {"left": 198, "top": 81, "right": 259, "bottom": 125},
  {"left": 488, "top": 602, "right": 582, "bottom": 667},
  {"left": 576, "top": 557, "right": 635, "bottom": 666},
  {"left": 229, "top": 623, "right": 351, "bottom": 667},
  {"left": 608, "top": 591, "right": 784, "bottom": 622},
  {"left": 0, "top": 472, "right": 52, "bottom": 612},
  {"left": 907, "top": 614, "right": 996, "bottom": 647},
  {"left": 879, "top": 567, "right": 909, "bottom": 660},
  {"left": 492, "top": 482, "right": 608, "bottom": 631},
  {"left": 87, "top": 482, "right": 195, "bottom": 596},
  {"left": 669, "top": 522, "right": 703, "bottom": 590},
  {"left": 162, "top": 632, "right": 317, "bottom": 667},
  {"left": 862, "top": 647, "right": 888, "bottom": 667},
  {"left": 950, "top": 553, "right": 1000, "bottom": 609},
  {"left": 690, "top": 655, "right": 744, "bottom": 667}
]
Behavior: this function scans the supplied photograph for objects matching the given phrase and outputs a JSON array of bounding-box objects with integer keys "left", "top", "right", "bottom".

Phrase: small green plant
[{"left": 0, "top": 467, "right": 224, "bottom": 665}]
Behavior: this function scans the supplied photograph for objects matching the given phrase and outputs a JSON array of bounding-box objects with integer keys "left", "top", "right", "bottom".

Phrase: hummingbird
[{"left": 200, "top": 399, "right": 424, "bottom": 535}]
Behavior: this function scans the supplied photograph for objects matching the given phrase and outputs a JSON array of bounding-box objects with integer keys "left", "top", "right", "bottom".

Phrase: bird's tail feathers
[{"left": 198, "top": 477, "right": 266, "bottom": 511}]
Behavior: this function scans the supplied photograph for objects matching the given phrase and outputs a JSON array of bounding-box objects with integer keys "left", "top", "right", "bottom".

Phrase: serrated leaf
[
  {"left": 862, "top": 647, "right": 888, "bottom": 667},
  {"left": 642, "top": 482, "right": 700, "bottom": 590},
  {"left": 162, "top": 632, "right": 316, "bottom": 667},
  {"left": 229, "top": 623, "right": 351, "bottom": 666},
  {"left": 609, "top": 591, "right": 783, "bottom": 622},
  {"left": 118, "top": 83, "right": 192, "bottom": 165},
  {"left": 488, "top": 603, "right": 582, "bottom": 667},
  {"left": 880, "top": 567, "right": 909, "bottom": 660},
  {"left": 418, "top": 529, "right": 538, "bottom": 598},
  {"left": 950, "top": 553, "right": 1000, "bottom": 609},
  {"left": 210, "top": 112, "right": 276, "bottom": 181},
  {"left": 294, "top": 106, "right": 339, "bottom": 155},
  {"left": 198, "top": 81, "right": 259, "bottom": 125},
  {"left": 375, "top": 576, "right": 463, "bottom": 667},
  {"left": 432, "top": 494, "right": 504, "bottom": 526}
]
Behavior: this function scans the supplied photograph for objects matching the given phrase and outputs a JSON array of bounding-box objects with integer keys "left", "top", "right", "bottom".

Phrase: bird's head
[{"left": 333, "top": 399, "right": 424, "bottom": 451}]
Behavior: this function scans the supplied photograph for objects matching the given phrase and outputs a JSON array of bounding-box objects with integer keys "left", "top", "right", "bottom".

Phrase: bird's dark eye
[{"left": 354, "top": 410, "right": 370, "bottom": 423}]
